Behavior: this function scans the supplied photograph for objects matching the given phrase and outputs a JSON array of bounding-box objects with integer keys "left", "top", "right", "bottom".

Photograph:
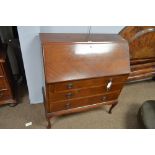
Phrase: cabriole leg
[
  {"left": 109, "top": 102, "right": 118, "bottom": 114},
  {"left": 46, "top": 116, "right": 52, "bottom": 129}
]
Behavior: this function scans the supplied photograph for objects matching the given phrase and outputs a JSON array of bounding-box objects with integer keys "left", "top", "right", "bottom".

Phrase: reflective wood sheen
[
  {"left": 120, "top": 26, "right": 155, "bottom": 59},
  {"left": 40, "top": 33, "right": 130, "bottom": 128},
  {"left": 120, "top": 26, "right": 155, "bottom": 82},
  {"left": 41, "top": 33, "right": 130, "bottom": 83}
]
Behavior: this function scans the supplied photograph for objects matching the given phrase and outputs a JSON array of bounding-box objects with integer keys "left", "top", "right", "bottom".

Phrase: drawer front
[
  {"left": 49, "top": 83, "right": 124, "bottom": 102},
  {"left": 0, "top": 77, "right": 8, "bottom": 90},
  {"left": 0, "top": 90, "right": 11, "bottom": 101},
  {"left": 50, "top": 74, "right": 128, "bottom": 93},
  {"left": 50, "top": 91, "right": 120, "bottom": 112}
]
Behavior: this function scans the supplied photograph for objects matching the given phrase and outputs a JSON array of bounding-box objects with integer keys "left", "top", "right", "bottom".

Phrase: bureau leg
[
  {"left": 46, "top": 117, "right": 52, "bottom": 129},
  {"left": 109, "top": 102, "right": 118, "bottom": 114},
  {"left": 152, "top": 76, "right": 155, "bottom": 81}
]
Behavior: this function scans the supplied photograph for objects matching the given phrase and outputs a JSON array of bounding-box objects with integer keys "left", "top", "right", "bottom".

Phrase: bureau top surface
[
  {"left": 40, "top": 33, "right": 130, "bottom": 83},
  {"left": 40, "top": 33, "right": 127, "bottom": 43}
]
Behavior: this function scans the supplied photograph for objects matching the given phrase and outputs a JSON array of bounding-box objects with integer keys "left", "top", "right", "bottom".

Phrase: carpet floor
[{"left": 0, "top": 80, "right": 155, "bottom": 129}]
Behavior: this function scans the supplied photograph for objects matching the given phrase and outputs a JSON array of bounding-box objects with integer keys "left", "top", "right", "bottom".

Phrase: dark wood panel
[
  {"left": 120, "top": 27, "right": 155, "bottom": 41},
  {"left": 120, "top": 26, "right": 155, "bottom": 59},
  {"left": 130, "top": 58, "right": 155, "bottom": 65},
  {"left": 0, "top": 90, "right": 12, "bottom": 103},
  {"left": 50, "top": 91, "right": 120, "bottom": 112},
  {"left": 120, "top": 26, "right": 155, "bottom": 82},
  {"left": 0, "top": 44, "right": 17, "bottom": 106},
  {"left": 131, "top": 62, "right": 155, "bottom": 70},
  {"left": 0, "top": 64, "right": 4, "bottom": 76},
  {"left": 0, "top": 77, "right": 8, "bottom": 90}
]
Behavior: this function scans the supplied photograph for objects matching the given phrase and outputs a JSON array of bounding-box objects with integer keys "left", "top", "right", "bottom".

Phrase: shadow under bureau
[{"left": 40, "top": 33, "right": 130, "bottom": 128}]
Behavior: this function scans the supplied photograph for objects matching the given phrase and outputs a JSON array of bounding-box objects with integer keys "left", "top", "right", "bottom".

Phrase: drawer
[
  {"left": 0, "top": 77, "right": 8, "bottom": 90},
  {"left": 50, "top": 74, "right": 128, "bottom": 93},
  {"left": 50, "top": 91, "right": 120, "bottom": 112},
  {"left": 0, "top": 90, "right": 11, "bottom": 102},
  {"left": 49, "top": 83, "right": 124, "bottom": 102}
]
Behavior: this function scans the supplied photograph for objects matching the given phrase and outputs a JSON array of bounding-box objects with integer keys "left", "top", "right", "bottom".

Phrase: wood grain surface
[
  {"left": 41, "top": 34, "right": 130, "bottom": 83},
  {"left": 40, "top": 33, "right": 130, "bottom": 128},
  {"left": 120, "top": 26, "right": 155, "bottom": 82}
]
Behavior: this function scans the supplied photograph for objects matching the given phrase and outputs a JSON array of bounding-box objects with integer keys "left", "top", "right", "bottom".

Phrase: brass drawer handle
[
  {"left": 67, "top": 83, "right": 73, "bottom": 89},
  {"left": 66, "top": 92, "right": 73, "bottom": 99},
  {"left": 0, "top": 92, "right": 3, "bottom": 97},
  {"left": 106, "top": 78, "right": 113, "bottom": 91},
  {"left": 102, "top": 96, "right": 107, "bottom": 101},
  {"left": 65, "top": 103, "right": 71, "bottom": 109}
]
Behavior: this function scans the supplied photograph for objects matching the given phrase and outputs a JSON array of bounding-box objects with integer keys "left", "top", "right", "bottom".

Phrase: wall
[
  {"left": 18, "top": 26, "right": 125, "bottom": 104},
  {"left": 40, "top": 26, "right": 124, "bottom": 34},
  {"left": 40, "top": 26, "right": 89, "bottom": 33},
  {"left": 91, "top": 26, "right": 124, "bottom": 33},
  {"left": 18, "top": 26, "right": 44, "bottom": 103}
]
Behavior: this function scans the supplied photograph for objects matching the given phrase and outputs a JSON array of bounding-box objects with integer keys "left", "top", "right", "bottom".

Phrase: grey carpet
[{"left": 0, "top": 80, "right": 155, "bottom": 129}]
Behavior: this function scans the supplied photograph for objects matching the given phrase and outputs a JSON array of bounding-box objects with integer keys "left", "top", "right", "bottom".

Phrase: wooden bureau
[
  {"left": 0, "top": 45, "right": 17, "bottom": 106},
  {"left": 120, "top": 26, "right": 155, "bottom": 82},
  {"left": 40, "top": 33, "right": 130, "bottom": 128}
]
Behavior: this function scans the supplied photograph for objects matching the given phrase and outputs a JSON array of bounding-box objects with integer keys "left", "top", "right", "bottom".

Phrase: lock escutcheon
[{"left": 106, "top": 78, "right": 113, "bottom": 91}]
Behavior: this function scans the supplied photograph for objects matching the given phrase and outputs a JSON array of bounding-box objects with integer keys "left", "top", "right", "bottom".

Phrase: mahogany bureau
[{"left": 40, "top": 33, "right": 130, "bottom": 128}]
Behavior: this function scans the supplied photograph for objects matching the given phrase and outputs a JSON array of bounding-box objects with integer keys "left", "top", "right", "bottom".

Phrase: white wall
[
  {"left": 18, "top": 26, "right": 125, "bottom": 104},
  {"left": 18, "top": 26, "right": 44, "bottom": 103},
  {"left": 40, "top": 26, "right": 124, "bottom": 34},
  {"left": 91, "top": 26, "right": 124, "bottom": 33},
  {"left": 40, "top": 26, "right": 89, "bottom": 33}
]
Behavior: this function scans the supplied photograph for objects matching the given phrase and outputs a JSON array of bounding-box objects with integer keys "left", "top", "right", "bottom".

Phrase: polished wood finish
[
  {"left": 49, "top": 82, "right": 124, "bottom": 102},
  {"left": 50, "top": 74, "right": 128, "bottom": 93},
  {"left": 40, "top": 33, "right": 130, "bottom": 128},
  {"left": 0, "top": 77, "right": 8, "bottom": 89},
  {"left": 0, "top": 45, "right": 16, "bottom": 106},
  {"left": 120, "top": 26, "right": 155, "bottom": 82},
  {"left": 130, "top": 58, "right": 155, "bottom": 65},
  {"left": 50, "top": 91, "right": 120, "bottom": 112},
  {"left": 42, "top": 43, "right": 130, "bottom": 83}
]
